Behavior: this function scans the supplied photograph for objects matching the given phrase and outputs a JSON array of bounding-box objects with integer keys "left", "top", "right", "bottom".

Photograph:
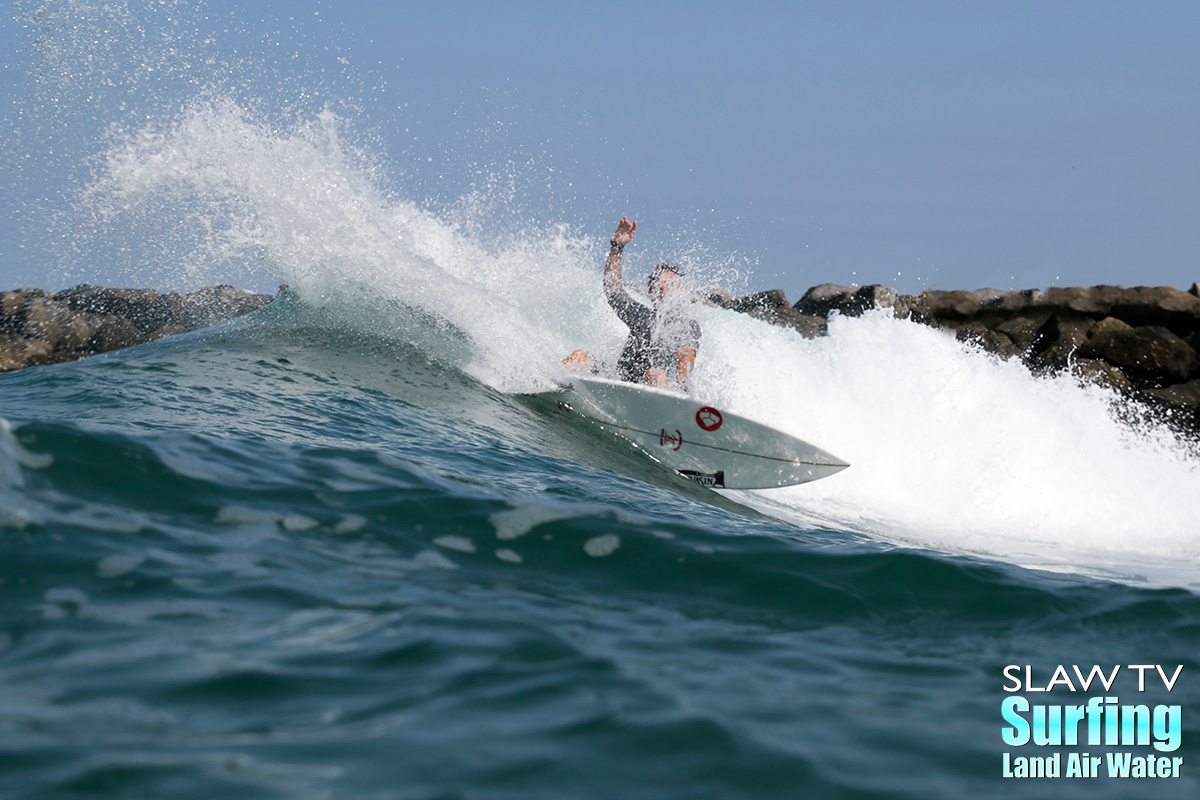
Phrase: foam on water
[{"left": 695, "top": 308, "right": 1199, "bottom": 583}]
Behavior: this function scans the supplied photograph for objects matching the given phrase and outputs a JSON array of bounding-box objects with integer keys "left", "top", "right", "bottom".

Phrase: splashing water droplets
[{"left": 75, "top": 93, "right": 625, "bottom": 391}]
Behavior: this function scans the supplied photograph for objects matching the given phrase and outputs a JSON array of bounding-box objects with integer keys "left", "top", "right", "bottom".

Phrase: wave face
[
  {"left": 73, "top": 89, "right": 1198, "bottom": 586},
  {"left": 3, "top": 4, "right": 1198, "bottom": 798}
]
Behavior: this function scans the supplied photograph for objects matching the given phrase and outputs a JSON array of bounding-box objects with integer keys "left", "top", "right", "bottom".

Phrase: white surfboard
[{"left": 534, "top": 376, "right": 848, "bottom": 490}]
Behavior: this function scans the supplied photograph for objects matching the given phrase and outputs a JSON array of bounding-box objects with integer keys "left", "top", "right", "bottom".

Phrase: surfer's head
[{"left": 648, "top": 262, "right": 686, "bottom": 301}]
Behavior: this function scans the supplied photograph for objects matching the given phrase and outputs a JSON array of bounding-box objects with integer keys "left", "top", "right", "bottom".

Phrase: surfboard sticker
[
  {"left": 695, "top": 406, "right": 723, "bottom": 431},
  {"left": 538, "top": 377, "right": 849, "bottom": 490}
]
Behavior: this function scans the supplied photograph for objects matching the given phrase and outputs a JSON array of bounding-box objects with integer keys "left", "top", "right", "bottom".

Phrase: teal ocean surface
[{"left": 1, "top": 297, "right": 1197, "bottom": 799}]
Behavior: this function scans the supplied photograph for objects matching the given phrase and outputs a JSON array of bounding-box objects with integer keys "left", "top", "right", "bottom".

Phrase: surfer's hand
[
  {"left": 563, "top": 350, "right": 594, "bottom": 373},
  {"left": 612, "top": 217, "right": 636, "bottom": 246}
]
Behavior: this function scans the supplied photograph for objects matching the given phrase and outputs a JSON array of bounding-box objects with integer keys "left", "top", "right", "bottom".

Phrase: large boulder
[
  {"left": 1108, "top": 286, "right": 1200, "bottom": 334},
  {"left": 1138, "top": 379, "right": 1200, "bottom": 429},
  {"left": 705, "top": 279, "right": 1200, "bottom": 434},
  {"left": 1101, "top": 326, "right": 1198, "bottom": 383},
  {"left": 62, "top": 313, "right": 105, "bottom": 352},
  {"left": 755, "top": 307, "right": 828, "bottom": 339},
  {"left": 954, "top": 323, "right": 1022, "bottom": 361},
  {"left": 1140, "top": 378, "right": 1200, "bottom": 409},
  {"left": 975, "top": 288, "right": 1034, "bottom": 313},
  {"left": 0, "top": 333, "right": 27, "bottom": 372},
  {"left": 88, "top": 315, "right": 144, "bottom": 353},
  {"left": 1030, "top": 312, "right": 1094, "bottom": 371},
  {"left": 853, "top": 284, "right": 898, "bottom": 312},
  {"left": 1071, "top": 358, "right": 1134, "bottom": 392},
  {"left": 994, "top": 310, "right": 1054, "bottom": 352},
  {"left": 925, "top": 289, "right": 983, "bottom": 321},
  {"left": 793, "top": 283, "right": 895, "bottom": 319},
  {"left": 0, "top": 283, "right": 277, "bottom": 373},
  {"left": 20, "top": 296, "right": 75, "bottom": 352},
  {"left": 893, "top": 293, "right": 932, "bottom": 322},
  {"left": 0, "top": 337, "right": 54, "bottom": 372},
  {"left": 55, "top": 285, "right": 184, "bottom": 334},
  {"left": 1076, "top": 317, "right": 1134, "bottom": 359},
  {"left": 180, "top": 285, "right": 274, "bottom": 329},
  {"left": 726, "top": 289, "right": 790, "bottom": 314},
  {"left": 148, "top": 324, "right": 189, "bottom": 341},
  {"left": 1026, "top": 285, "right": 1124, "bottom": 316},
  {"left": 793, "top": 284, "right": 857, "bottom": 318},
  {"left": 727, "top": 291, "right": 827, "bottom": 338},
  {"left": 1, "top": 289, "right": 49, "bottom": 333}
]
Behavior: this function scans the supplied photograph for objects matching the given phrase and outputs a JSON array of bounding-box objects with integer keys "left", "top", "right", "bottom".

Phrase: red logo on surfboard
[
  {"left": 660, "top": 429, "right": 683, "bottom": 451},
  {"left": 695, "top": 407, "right": 723, "bottom": 432}
]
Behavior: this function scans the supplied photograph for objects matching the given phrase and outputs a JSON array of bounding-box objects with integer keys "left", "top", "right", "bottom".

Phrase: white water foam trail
[{"left": 694, "top": 307, "right": 1199, "bottom": 586}]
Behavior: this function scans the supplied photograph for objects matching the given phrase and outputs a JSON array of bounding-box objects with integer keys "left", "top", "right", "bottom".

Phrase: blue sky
[{"left": 4, "top": 1, "right": 1199, "bottom": 298}]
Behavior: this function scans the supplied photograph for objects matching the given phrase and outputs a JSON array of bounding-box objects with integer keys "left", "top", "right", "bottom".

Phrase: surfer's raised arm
[
  {"left": 561, "top": 216, "right": 639, "bottom": 376},
  {"left": 603, "top": 216, "right": 636, "bottom": 295}
]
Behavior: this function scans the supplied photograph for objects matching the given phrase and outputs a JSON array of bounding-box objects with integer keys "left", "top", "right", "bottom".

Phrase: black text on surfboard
[{"left": 679, "top": 470, "right": 725, "bottom": 488}]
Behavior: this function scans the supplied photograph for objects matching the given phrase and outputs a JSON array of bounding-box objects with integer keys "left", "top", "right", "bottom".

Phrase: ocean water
[
  {"left": 2, "top": 290, "right": 1198, "bottom": 800},
  {"left": 3, "top": 4, "right": 1199, "bottom": 798}
]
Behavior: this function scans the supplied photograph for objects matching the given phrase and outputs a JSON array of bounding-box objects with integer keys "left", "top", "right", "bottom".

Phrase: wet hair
[{"left": 647, "top": 262, "right": 685, "bottom": 292}]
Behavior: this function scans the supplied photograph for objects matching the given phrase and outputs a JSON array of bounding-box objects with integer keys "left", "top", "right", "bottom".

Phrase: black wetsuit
[{"left": 606, "top": 286, "right": 701, "bottom": 385}]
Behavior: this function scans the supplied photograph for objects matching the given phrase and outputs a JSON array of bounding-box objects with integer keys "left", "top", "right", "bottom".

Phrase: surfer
[{"left": 563, "top": 217, "right": 701, "bottom": 391}]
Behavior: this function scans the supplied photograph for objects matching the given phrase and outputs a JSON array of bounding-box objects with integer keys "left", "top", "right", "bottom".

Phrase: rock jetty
[
  {"left": 0, "top": 284, "right": 275, "bottom": 373},
  {"left": 711, "top": 282, "right": 1200, "bottom": 433},
  {"left": 4, "top": 279, "right": 1198, "bottom": 434}
]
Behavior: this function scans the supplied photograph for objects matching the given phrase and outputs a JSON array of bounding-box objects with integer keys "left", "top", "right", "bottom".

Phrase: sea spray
[
  {"left": 699, "top": 307, "right": 1198, "bottom": 583},
  {"left": 76, "top": 95, "right": 625, "bottom": 390},
  {"left": 5, "top": 0, "right": 377, "bottom": 289}
]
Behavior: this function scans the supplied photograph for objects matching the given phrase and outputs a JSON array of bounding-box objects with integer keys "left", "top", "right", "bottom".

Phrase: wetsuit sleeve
[{"left": 606, "top": 287, "right": 653, "bottom": 332}]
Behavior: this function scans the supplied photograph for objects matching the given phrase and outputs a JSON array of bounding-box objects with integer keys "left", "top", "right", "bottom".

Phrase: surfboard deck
[{"left": 529, "top": 376, "right": 848, "bottom": 490}]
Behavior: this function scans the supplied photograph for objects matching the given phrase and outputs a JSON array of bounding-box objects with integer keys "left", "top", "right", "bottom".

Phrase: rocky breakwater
[
  {"left": 712, "top": 282, "right": 1200, "bottom": 433},
  {"left": 0, "top": 284, "right": 275, "bottom": 373}
]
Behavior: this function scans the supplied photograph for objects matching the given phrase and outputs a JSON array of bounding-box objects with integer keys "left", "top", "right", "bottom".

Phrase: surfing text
[{"left": 999, "top": 664, "right": 1184, "bottom": 780}]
